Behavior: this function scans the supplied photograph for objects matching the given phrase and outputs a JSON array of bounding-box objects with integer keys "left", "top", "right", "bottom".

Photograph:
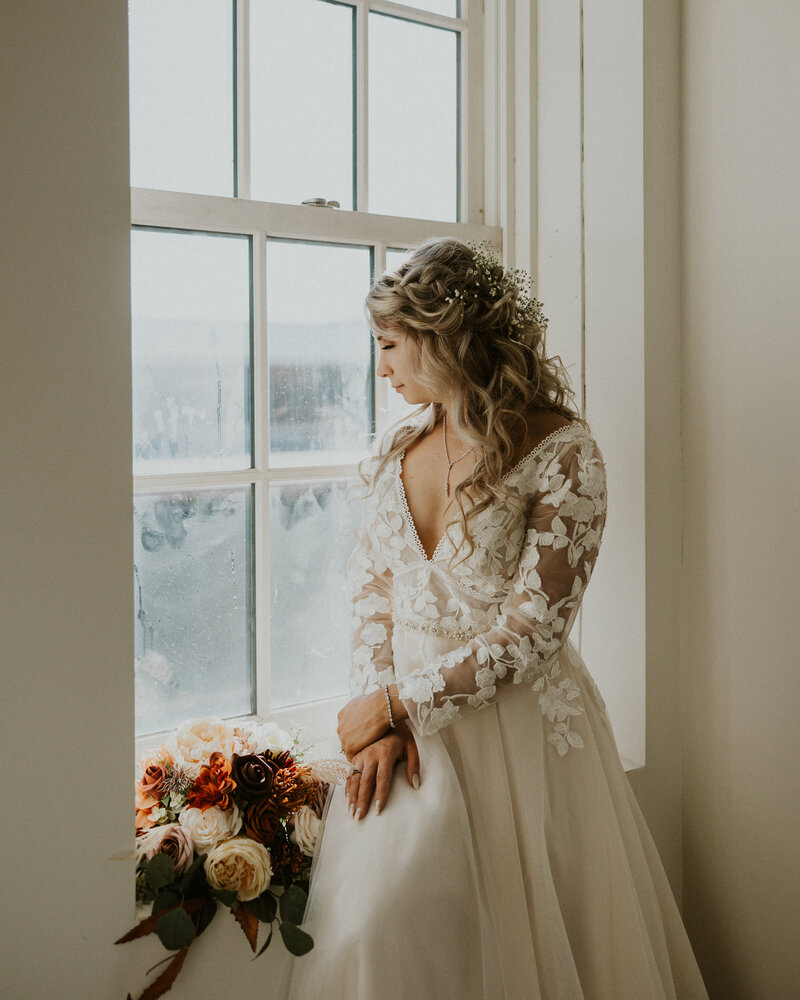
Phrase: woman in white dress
[{"left": 280, "top": 237, "right": 709, "bottom": 1000}]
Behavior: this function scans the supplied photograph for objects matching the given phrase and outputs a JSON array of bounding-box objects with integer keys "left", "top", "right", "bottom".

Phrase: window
[{"left": 129, "top": 0, "right": 500, "bottom": 747}]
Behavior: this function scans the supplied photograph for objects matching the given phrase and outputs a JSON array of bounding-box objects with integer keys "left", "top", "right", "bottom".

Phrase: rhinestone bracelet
[
  {"left": 383, "top": 684, "right": 397, "bottom": 729},
  {"left": 393, "top": 616, "right": 480, "bottom": 642}
]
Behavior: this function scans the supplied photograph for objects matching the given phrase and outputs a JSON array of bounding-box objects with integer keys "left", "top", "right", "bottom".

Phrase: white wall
[
  {"left": 682, "top": 3, "right": 800, "bottom": 997},
  {"left": 0, "top": 3, "right": 289, "bottom": 997}
]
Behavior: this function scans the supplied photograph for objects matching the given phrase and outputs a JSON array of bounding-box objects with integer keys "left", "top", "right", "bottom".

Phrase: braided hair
[{"left": 362, "top": 236, "right": 580, "bottom": 563}]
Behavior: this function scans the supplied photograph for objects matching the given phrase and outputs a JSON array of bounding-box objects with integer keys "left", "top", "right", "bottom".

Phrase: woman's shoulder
[{"left": 503, "top": 413, "right": 600, "bottom": 484}]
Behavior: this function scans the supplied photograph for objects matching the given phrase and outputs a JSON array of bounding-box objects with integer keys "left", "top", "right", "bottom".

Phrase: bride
[{"left": 280, "top": 237, "right": 709, "bottom": 999}]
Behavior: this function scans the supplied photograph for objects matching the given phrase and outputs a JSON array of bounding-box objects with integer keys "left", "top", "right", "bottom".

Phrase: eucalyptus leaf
[
  {"left": 212, "top": 887, "right": 239, "bottom": 907},
  {"left": 245, "top": 893, "right": 277, "bottom": 923},
  {"left": 279, "top": 885, "right": 308, "bottom": 925},
  {"left": 145, "top": 853, "right": 175, "bottom": 890},
  {"left": 279, "top": 921, "right": 314, "bottom": 956},
  {"left": 179, "top": 854, "right": 206, "bottom": 891},
  {"left": 194, "top": 899, "right": 217, "bottom": 938},
  {"left": 254, "top": 926, "right": 274, "bottom": 959},
  {"left": 152, "top": 887, "right": 182, "bottom": 915},
  {"left": 156, "top": 906, "right": 196, "bottom": 951}
]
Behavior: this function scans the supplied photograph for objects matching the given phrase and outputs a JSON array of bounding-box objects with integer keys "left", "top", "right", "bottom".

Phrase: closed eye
[{"left": 380, "top": 343, "right": 395, "bottom": 351}]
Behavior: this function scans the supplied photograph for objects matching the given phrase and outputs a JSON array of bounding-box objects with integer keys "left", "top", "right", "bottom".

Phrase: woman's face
[{"left": 374, "top": 329, "right": 437, "bottom": 406}]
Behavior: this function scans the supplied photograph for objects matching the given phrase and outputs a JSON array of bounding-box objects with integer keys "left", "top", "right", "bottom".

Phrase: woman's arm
[{"left": 337, "top": 433, "right": 606, "bottom": 754}]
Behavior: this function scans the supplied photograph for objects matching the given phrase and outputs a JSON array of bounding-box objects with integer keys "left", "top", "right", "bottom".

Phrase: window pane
[
  {"left": 369, "top": 15, "right": 459, "bottom": 221},
  {"left": 269, "top": 481, "right": 357, "bottom": 709},
  {"left": 267, "top": 240, "right": 372, "bottom": 466},
  {"left": 134, "top": 488, "right": 254, "bottom": 736},
  {"left": 128, "top": 0, "right": 234, "bottom": 196},
  {"left": 251, "top": 0, "right": 355, "bottom": 209},
  {"left": 131, "top": 229, "right": 252, "bottom": 474}
]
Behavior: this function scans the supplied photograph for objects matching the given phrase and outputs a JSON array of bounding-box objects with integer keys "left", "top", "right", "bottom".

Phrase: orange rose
[{"left": 135, "top": 786, "right": 160, "bottom": 831}]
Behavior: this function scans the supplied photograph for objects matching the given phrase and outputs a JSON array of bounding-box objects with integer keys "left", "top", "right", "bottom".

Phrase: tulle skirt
[{"left": 278, "top": 636, "right": 709, "bottom": 1000}]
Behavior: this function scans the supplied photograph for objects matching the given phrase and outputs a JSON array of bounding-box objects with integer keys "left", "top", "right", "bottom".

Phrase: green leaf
[
  {"left": 179, "top": 854, "right": 206, "bottom": 892},
  {"left": 279, "top": 884, "right": 308, "bottom": 925},
  {"left": 211, "top": 887, "right": 238, "bottom": 908},
  {"left": 244, "top": 893, "right": 277, "bottom": 923},
  {"left": 279, "top": 921, "right": 314, "bottom": 956},
  {"left": 193, "top": 899, "right": 217, "bottom": 938},
  {"left": 151, "top": 887, "right": 182, "bottom": 915},
  {"left": 155, "top": 906, "right": 196, "bottom": 951},
  {"left": 254, "top": 926, "right": 274, "bottom": 959},
  {"left": 145, "top": 853, "right": 175, "bottom": 890}
]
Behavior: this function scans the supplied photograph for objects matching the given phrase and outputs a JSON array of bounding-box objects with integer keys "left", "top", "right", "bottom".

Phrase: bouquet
[{"left": 117, "top": 717, "right": 345, "bottom": 1000}]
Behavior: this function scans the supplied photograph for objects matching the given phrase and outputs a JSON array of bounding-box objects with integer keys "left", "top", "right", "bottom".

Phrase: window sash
[{"left": 131, "top": 0, "right": 497, "bottom": 751}]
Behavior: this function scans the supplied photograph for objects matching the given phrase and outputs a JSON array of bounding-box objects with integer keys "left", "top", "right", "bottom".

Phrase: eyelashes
[{"left": 380, "top": 344, "right": 395, "bottom": 351}]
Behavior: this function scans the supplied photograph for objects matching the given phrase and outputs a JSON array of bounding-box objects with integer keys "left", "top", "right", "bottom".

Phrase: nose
[{"left": 376, "top": 350, "right": 392, "bottom": 379}]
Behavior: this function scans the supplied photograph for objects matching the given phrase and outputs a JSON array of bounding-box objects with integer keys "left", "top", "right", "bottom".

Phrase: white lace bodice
[{"left": 346, "top": 422, "right": 607, "bottom": 754}]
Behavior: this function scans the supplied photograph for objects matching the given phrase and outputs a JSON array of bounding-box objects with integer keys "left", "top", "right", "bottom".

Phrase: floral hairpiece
[{"left": 444, "top": 240, "right": 548, "bottom": 342}]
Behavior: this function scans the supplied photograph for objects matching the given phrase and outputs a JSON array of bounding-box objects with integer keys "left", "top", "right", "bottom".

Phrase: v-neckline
[{"left": 395, "top": 422, "right": 578, "bottom": 564}]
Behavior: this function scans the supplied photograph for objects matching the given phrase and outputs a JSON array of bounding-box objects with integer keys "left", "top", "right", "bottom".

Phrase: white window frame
[{"left": 132, "top": 0, "right": 526, "bottom": 756}]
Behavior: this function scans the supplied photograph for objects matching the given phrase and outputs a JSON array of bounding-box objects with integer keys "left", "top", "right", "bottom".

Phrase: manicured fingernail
[
  {"left": 374, "top": 799, "right": 382, "bottom": 816},
  {"left": 412, "top": 773, "right": 420, "bottom": 790},
  {"left": 349, "top": 801, "right": 355, "bottom": 818},
  {"left": 354, "top": 807, "right": 362, "bottom": 821}
]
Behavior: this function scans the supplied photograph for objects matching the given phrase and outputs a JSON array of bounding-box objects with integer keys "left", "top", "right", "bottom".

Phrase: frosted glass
[
  {"left": 369, "top": 14, "right": 459, "bottom": 221},
  {"left": 128, "top": 0, "right": 234, "bottom": 196},
  {"left": 134, "top": 489, "right": 254, "bottom": 736},
  {"left": 267, "top": 240, "right": 373, "bottom": 466},
  {"left": 269, "top": 481, "right": 357, "bottom": 709},
  {"left": 251, "top": 0, "right": 354, "bottom": 208},
  {"left": 131, "top": 229, "right": 252, "bottom": 474}
]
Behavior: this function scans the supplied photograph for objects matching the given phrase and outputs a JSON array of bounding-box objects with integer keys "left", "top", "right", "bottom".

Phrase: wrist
[{"left": 386, "top": 684, "right": 409, "bottom": 725}]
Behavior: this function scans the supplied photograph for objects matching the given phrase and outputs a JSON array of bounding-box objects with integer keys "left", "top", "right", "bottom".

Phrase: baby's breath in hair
[{"left": 441, "top": 240, "right": 548, "bottom": 341}]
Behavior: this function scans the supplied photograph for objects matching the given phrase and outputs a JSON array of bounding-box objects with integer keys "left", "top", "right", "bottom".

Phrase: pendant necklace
[{"left": 442, "top": 412, "right": 474, "bottom": 498}]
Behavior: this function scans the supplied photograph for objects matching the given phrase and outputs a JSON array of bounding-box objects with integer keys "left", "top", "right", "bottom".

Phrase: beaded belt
[{"left": 393, "top": 616, "right": 480, "bottom": 642}]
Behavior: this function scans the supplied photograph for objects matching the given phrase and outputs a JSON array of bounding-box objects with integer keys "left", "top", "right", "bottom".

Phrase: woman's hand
[
  {"left": 337, "top": 686, "right": 410, "bottom": 760},
  {"left": 345, "top": 722, "right": 420, "bottom": 820}
]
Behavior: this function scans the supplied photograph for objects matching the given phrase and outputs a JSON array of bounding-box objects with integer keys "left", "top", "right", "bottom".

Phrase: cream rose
[
  {"left": 204, "top": 837, "right": 272, "bottom": 901},
  {"left": 235, "top": 719, "right": 291, "bottom": 756},
  {"left": 135, "top": 822, "right": 194, "bottom": 876},
  {"left": 168, "top": 718, "right": 236, "bottom": 770},
  {"left": 178, "top": 804, "right": 241, "bottom": 852},
  {"left": 290, "top": 805, "right": 321, "bottom": 857}
]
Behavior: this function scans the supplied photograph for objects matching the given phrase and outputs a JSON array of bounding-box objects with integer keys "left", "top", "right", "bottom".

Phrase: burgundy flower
[
  {"left": 231, "top": 753, "right": 279, "bottom": 805},
  {"left": 243, "top": 796, "right": 281, "bottom": 846}
]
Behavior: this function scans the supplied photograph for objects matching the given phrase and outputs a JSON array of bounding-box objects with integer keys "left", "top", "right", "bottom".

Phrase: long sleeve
[
  {"left": 396, "top": 433, "right": 606, "bottom": 740},
  {"left": 346, "top": 496, "right": 396, "bottom": 697}
]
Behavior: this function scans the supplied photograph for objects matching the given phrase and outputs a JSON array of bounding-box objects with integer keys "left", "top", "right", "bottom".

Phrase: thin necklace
[{"left": 442, "top": 412, "right": 473, "bottom": 498}]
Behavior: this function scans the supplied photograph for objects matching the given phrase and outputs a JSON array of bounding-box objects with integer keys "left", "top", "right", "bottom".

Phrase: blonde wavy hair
[{"left": 361, "top": 236, "right": 580, "bottom": 562}]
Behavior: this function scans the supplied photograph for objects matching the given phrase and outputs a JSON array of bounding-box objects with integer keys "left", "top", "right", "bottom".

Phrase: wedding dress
[{"left": 279, "top": 421, "right": 709, "bottom": 1000}]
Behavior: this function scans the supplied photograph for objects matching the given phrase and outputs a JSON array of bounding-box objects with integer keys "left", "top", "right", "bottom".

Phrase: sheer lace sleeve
[
  {"left": 396, "top": 432, "right": 606, "bottom": 739},
  {"left": 346, "top": 498, "right": 395, "bottom": 697}
]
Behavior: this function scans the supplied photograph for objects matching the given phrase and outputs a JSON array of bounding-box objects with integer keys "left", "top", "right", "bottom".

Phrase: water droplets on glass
[
  {"left": 267, "top": 240, "right": 373, "bottom": 466},
  {"left": 131, "top": 229, "right": 252, "bottom": 474},
  {"left": 134, "top": 488, "right": 254, "bottom": 736}
]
